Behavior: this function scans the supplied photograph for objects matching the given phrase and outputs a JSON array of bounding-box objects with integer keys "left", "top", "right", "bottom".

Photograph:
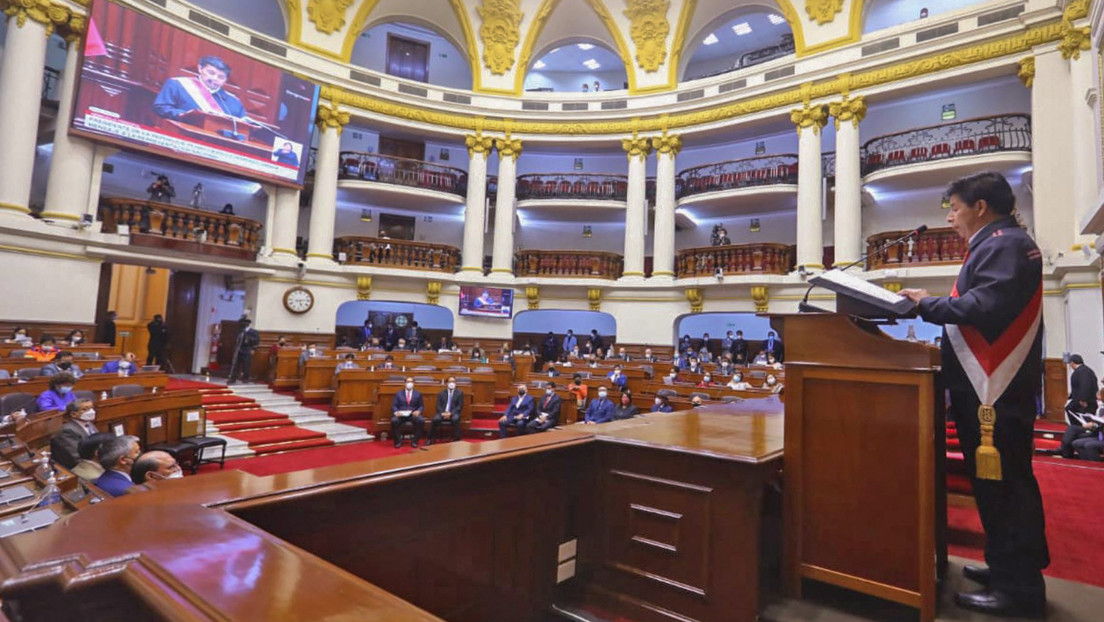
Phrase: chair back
[
  {"left": 656, "top": 388, "right": 678, "bottom": 398},
  {"left": 72, "top": 352, "right": 101, "bottom": 360},
  {"left": 110, "top": 384, "right": 145, "bottom": 398},
  {"left": 690, "top": 392, "right": 710, "bottom": 401},
  {"left": 16, "top": 368, "right": 42, "bottom": 381},
  {"left": 413, "top": 376, "right": 437, "bottom": 385},
  {"left": 721, "top": 395, "right": 743, "bottom": 403},
  {"left": 73, "top": 390, "right": 96, "bottom": 403},
  {"left": 0, "top": 369, "right": 9, "bottom": 380},
  {"left": 7, "top": 350, "right": 26, "bottom": 358},
  {"left": 0, "top": 393, "right": 36, "bottom": 417}
]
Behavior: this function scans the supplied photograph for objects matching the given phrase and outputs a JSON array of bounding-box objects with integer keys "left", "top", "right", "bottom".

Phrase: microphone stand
[{"left": 798, "top": 225, "right": 928, "bottom": 313}]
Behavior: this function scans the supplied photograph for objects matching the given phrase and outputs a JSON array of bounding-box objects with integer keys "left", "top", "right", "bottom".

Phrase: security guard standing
[
  {"left": 902, "top": 171, "right": 1048, "bottom": 617},
  {"left": 228, "top": 318, "right": 261, "bottom": 385}
]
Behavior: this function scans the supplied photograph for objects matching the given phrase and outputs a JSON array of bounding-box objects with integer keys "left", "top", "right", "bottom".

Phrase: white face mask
[
  {"left": 669, "top": 372, "right": 677, "bottom": 378},
  {"left": 162, "top": 468, "right": 183, "bottom": 480},
  {"left": 598, "top": 391, "right": 608, "bottom": 399},
  {"left": 79, "top": 408, "right": 96, "bottom": 422},
  {"left": 703, "top": 376, "right": 711, "bottom": 382},
  {"left": 405, "top": 382, "right": 414, "bottom": 391},
  {"left": 119, "top": 361, "right": 131, "bottom": 369},
  {"left": 447, "top": 382, "right": 456, "bottom": 390},
  {"left": 654, "top": 397, "right": 662, "bottom": 405},
  {"left": 308, "top": 348, "right": 317, "bottom": 354}
]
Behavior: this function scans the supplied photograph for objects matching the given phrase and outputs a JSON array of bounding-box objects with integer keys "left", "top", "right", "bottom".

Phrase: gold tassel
[{"left": 975, "top": 404, "right": 1002, "bottom": 481}]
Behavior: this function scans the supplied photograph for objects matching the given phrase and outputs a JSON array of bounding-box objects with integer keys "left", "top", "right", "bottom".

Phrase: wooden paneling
[
  {"left": 165, "top": 271, "right": 201, "bottom": 374},
  {"left": 107, "top": 265, "right": 169, "bottom": 361},
  {"left": 1043, "top": 357, "right": 1068, "bottom": 423}
]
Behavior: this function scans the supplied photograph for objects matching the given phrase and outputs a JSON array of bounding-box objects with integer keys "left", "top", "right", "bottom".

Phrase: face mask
[
  {"left": 669, "top": 372, "right": 677, "bottom": 378},
  {"left": 308, "top": 348, "right": 317, "bottom": 354},
  {"left": 692, "top": 402, "right": 702, "bottom": 408},
  {"left": 59, "top": 386, "right": 73, "bottom": 394},
  {"left": 767, "top": 377, "right": 776, "bottom": 385},
  {"left": 703, "top": 376, "right": 711, "bottom": 382},
  {"left": 447, "top": 382, "right": 456, "bottom": 390},
  {"left": 518, "top": 389, "right": 527, "bottom": 396},
  {"left": 546, "top": 389, "right": 554, "bottom": 396},
  {"left": 72, "top": 337, "right": 82, "bottom": 344},
  {"left": 119, "top": 361, "right": 131, "bottom": 370},
  {"left": 405, "top": 382, "right": 414, "bottom": 391},
  {"left": 79, "top": 408, "right": 96, "bottom": 422},
  {"left": 598, "top": 391, "right": 608, "bottom": 399},
  {"left": 164, "top": 469, "right": 184, "bottom": 480},
  {"left": 58, "top": 362, "right": 72, "bottom": 370},
  {"left": 43, "top": 345, "right": 55, "bottom": 351},
  {"left": 654, "top": 398, "right": 662, "bottom": 405}
]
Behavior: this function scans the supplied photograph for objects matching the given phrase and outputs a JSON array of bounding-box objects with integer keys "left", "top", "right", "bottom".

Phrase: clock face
[
  {"left": 284, "top": 287, "right": 314, "bottom": 314},
  {"left": 395, "top": 315, "right": 409, "bottom": 328}
]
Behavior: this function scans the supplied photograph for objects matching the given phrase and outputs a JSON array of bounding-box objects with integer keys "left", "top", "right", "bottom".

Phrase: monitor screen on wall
[
  {"left": 70, "top": 0, "right": 320, "bottom": 187},
  {"left": 458, "top": 286, "right": 514, "bottom": 319}
]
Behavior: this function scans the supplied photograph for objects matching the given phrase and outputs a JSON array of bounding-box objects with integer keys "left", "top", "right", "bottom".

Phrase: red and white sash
[
  {"left": 945, "top": 281, "right": 1042, "bottom": 406},
  {"left": 173, "top": 77, "right": 225, "bottom": 115}
]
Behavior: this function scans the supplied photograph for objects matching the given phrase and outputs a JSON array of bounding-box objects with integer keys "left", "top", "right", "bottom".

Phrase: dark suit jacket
[
  {"left": 1070, "top": 365, "right": 1098, "bottom": 410},
  {"left": 93, "top": 470, "right": 135, "bottom": 497},
  {"left": 50, "top": 420, "right": 92, "bottom": 469},
  {"left": 392, "top": 389, "right": 424, "bottom": 416},
  {"left": 504, "top": 394, "right": 536, "bottom": 421},
  {"left": 436, "top": 388, "right": 464, "bottom": 417},
  {"left": 732, "top": 339, "right": 749, "bottom": 361},
  {"left": 534, "top": 393, "right": 562, "bottom": 426}
]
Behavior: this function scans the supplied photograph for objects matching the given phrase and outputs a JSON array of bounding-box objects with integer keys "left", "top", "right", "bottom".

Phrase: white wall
[
  {"left": 523, "top": 70, "right": 628, "bottom": 93},
  {"left": 350, "top": 22, "right": 473, "bottom": 90},
  {"left": 863, "top": 0, "right": 989, "bottom": 34},
  {"left": 675, "top": 313, "right": 774, "bottom": 341},
  {"left": 0, "top": 246, "right": 101, "bottom": 323},
  {"left": 516, "top": 220, "right": 649, "bottom": 253},
  {"left": 676, "top": 211, "right": 797, "bottom": 249},
  {"left": 336, "top": 300, "right": 454, "bottom": 329},
  {"left": 513, "top": 310, "right": 616, "bottom": 335},
  {"left": 191, "top": 273, "right": 246, "bottom": 373}
]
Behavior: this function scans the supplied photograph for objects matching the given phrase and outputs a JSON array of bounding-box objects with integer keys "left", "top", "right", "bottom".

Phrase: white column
[
  {"left": 1031, "top": 46, "right": 1077, "bottom": 256},
  {"left": 461, "top": 133, "right": 492, "bottom": 273},
  {"left": 1069, "top": 52, "right": 1099, "bottom": 235},
  {"left": 270, "top": 187, "right": 300, "bottom": 262},
  {"left": 305, "top": 104, "right": 347, "bottom": 265},
  {"left": 622, "top": 135, "right": 652, "bottom": 280},
  {"left": 42, "top": 31, "right": 98, "bottom": 223},
  {"left": 650, "top": 133, "right": 681, "bottom": 280},
  {"left": 490, "top": 137, "right": 521, "bottom": 277},
  {"left": 0, "top": 12, "right": 52, "bottom": 216},
  {"left": 792, "top": 104, "right": 828, "bottom": 270},
  {"left": 829, "top": 96, "right": 866, "bottom": 267}
]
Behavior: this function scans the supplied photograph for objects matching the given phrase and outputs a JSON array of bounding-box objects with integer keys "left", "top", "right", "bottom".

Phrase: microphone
[{"left": 798, "top": 224, "right": 928, "bottom": 313}]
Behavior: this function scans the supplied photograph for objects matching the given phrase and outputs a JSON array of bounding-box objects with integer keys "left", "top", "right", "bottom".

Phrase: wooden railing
[
  {"left": 309, "top": 149, "right": 469, "bottom": 196},
  {"left": 514, "top": 250, "right": 624, "bottom": 279},
  {"left": 862, "top": 114, "right": 1032, "bottom": 175},
  {"left": 866, "top": 227, "right": 966, "bottom": 270},
  {"left": 334, "top": 236, "right": 460, "bottom": 273},
  {"left": 676, "top": 154, "right": 799, "bottom": 199},
  {"left": 516, "top": 173, "right": 628, "bottom": 201},
  {"left": 676, "top": 243, "right": 795, "bottom": 277},
  {"left": 99, "top": 198, "right": 262, "bottom": 259}
]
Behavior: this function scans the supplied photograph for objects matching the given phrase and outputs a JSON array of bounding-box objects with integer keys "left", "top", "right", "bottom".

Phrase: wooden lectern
[{"left": 773, "top": 312, "right": 945, "bottom": 622}]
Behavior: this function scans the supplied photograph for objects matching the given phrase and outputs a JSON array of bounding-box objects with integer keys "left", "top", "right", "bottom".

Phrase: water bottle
[
  {"left": 33, "top": 450, "right": 55, "bottom": 480},
  {"left": 100, "top": 391, "right": 108, "bottom": 401},
  {"left": 34, "top": 476, "right": 62, "bottom": 508}
]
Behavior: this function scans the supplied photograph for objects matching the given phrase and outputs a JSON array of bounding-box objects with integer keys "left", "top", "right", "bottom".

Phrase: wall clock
[{"left": 283, "top": 286, "right": 315, "bottom": 314}]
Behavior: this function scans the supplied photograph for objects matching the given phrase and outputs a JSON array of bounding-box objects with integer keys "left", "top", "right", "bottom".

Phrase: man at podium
[
  {"left": 153, "top": 55, "right": 247, "bottom": 121},
  {"left": 901, "top": 172, "right": 1048, "bottom": 617}
]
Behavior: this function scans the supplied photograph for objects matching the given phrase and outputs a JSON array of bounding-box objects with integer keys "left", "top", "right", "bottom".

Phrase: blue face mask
[{"left": 59, "top": 386, "right": 73, "bottom": 394}]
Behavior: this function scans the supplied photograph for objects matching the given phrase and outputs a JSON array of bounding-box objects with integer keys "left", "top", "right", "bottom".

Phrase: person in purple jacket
[{"left": 35, "top": 372, "right": 78, "bottom": 412}]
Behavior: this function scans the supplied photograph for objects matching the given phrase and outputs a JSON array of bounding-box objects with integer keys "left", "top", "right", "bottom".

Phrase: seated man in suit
[
  {"left": 130, "top": 451, "right": 183, "bottom": 484},
  {"left": 428, "top": 377, "right": 464, "bottom": 445},
  {"left": 642, "top": 348, "right": 658, "bottom": 363},
  {"left": 378, "top": 355, "right": 396, "bottom": 371},
  {"left": 49, "top": 398, "right": 98, "bottom": 468},
  {"left": 337, "top": 353, "right": 359, "bottom": 372},
  {"left": 526, "top": 382, "right": 562, "bottom": 434},
  {"left": 499, "top": 383, "right": 536, "bottom": 437},
  {"left": 391, "top": 377, "right": 425, "bottom": 449},
  {"left": 662, "top": 368, "right": 681, "bottom": 385},
  {"left": 36, "top": 371, "right": 78, "bottom": 412},
  {"left": 298, "top": 343, "right": 322, "bottom": 368},
  {"left": 716, "top": 355, "right": 735, "bottom": 377},
  {"left": 71, "top": 433, "right": 114, "bottom": 482},
  {"left": 652, "top": 395, "right": 673, "bottom": 413},
  {"left": 613, "top": 347, "right": 630, "bottom": 361},
  {"left": 41, "top": 351, "right": 82, "bottom": 378},
  {"left": 606, "top": 365, "right": 628, "bottom": 391},
  {"left": 685, "top": 357, "right": 704, "bottom": 375},
  {"left": 582, "top": 387, "right": 615, "bottom": 425},
  {"left": 92, "top": 435, "right": 141, "bottom": 497},
  {"left": 545, "top": 365, "right": 561, "bottom": 378},
  {"left": 101, "top": 352, "right": 138, "bottom": 376}
]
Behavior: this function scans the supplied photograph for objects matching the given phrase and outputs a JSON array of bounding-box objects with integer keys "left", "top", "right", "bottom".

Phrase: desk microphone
[{"left": 798, "top": 224, "right": 928, "bottom": 313}]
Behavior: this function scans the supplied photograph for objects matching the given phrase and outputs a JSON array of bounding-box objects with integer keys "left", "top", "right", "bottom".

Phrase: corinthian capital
[
  {"left": 495, "top": 136, "right": 523, "bottom": 160},
  {"left": 791, "top": 103, "right": 829, "bottom": 135},
  {"left": 651, "top": 132, "right": 682, "bottom": 156},
  {"left": 316, "top": 103, "right": 350, "bottom": 133},
  {"left": 828, "top": 95, "right": 867, "bottom": 130},
  {"left": 465, "top": 132, "right": 494, "bottom": 158}
]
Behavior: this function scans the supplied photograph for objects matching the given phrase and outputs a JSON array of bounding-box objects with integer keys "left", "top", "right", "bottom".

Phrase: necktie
[
  {"left": 448, "top": 391, "right": 453, "bottom": 411},
  {"left": 406, "top": 391, "right": 411, "bottom": 403}
]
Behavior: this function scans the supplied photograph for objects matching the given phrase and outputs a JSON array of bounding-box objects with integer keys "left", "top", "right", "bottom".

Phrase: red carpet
[
  {"left": 224, "top": 425, "right": 333, "bottom": 455},
  {"left": 165, "top": 378, "right": 223, "bottom": 391}
]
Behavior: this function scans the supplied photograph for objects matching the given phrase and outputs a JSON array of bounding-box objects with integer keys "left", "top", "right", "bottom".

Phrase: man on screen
[
  {"left": 472, "top": 290, "right": 494, "bottom": 309},
  {"left": 153, "top": 56, "right": 247, "bottom": 121}
]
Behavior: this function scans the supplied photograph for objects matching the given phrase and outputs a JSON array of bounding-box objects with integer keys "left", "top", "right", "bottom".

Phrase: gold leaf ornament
[
  {"left": 1, "top": 0, "right": 71, "bottom": 36},
  {"left": 465, "top": 132, "right": 494, "bottom": 158},
  {"left": 477, "top": 0, "right": 524, "bottom": 75},
  {"left": 790, "top": 103, "right": 829, "bottom": 135},
  {"left": 750, "top": 286, "right": 769, "bottom": 312},
  {"left": 307, "top": 0, "right": 355, "bottom": 35},
  {"left": 624, "top": 0, "right": 671, "bottom": 72},
  {"left": 495, "top": 136, "right": 523, "bottom": 159},
  {"left": 651, "top": 132, "right": 682, "bottom": 156},
  {"left": 805, "top": 0, "right": 844, "bottom": 25},
  {"left": 828, "top": 94, "right": 866, "bottom": 129},
  {"left": 685, "top": 288, "right": 704, "bottom": 313},
  {"left": 1017, "top": 57, "right": 1035, "bottom": 88},
  {"left": 622, "top": 134, "right": 652, "bottom": 160},
  {"left": 316, "top": 103, "right": 350, "bottom": 132}
]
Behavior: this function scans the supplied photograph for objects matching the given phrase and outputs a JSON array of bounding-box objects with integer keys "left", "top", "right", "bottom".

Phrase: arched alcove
[
  {"left": 187, "top": 0, "right": 287, "bottom": 39},
  {"left": 863, "top": 0, "right": 988, "bottom": 34},
  {"left": 680, "top": 6, "right": 794, "bottom": 82},
  {"left": 336, "top": 300, "right": 455, "bottom": 348},
  {"left": 513, "top": 310, "right": 617, "bottom": 354},
  {"left": 523, "top": 40, "right": 628, "bottom": 93},
  {"left": 675, "top": 312, "right": 774, "bottom": 346},
  {"left": 350, "top": 21, "right": 473, "bottom": 90}
]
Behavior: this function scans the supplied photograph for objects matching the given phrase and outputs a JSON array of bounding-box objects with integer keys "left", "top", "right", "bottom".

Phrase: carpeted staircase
[{"left": 201, "top": 384, "right": 371, "bottom": 458}]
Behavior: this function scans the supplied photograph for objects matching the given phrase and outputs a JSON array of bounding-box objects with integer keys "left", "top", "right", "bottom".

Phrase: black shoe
[
  {"left": 955, "top": 588, "right": 1046, "bottom": 618},
  {"left": 963, "top": 565, "right": 990, "bottom": 586},
  {"left": 411, "top": 441, "right": 419, "bottom": 449},
  {"left": 393, "top": 441, "right": 402, "bottom": 449}
]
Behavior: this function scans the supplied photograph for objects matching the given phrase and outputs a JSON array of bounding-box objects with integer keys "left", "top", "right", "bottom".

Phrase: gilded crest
[
  {"left": 624, "top": 0, "right": 670, "bottom": 72},
  {"left": 307, "top": 0, "right": 354, "bottom": 35},
  {"left": 805, "top": 0, "right": 844, "bottom": 25},
  {"left": 477, "top": 0, "right": 524, "bottom": 75}
]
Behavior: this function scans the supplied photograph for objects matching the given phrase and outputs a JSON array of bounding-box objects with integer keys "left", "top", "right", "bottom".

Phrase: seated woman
[
  {"left": 25, "top": 335, "right": 59, "bottom": 362},
  {"left": 766, "top": 354, "right": 783, "bottom": 370},
  {"left": 567, "top": 374, "right": 588, "bottom": 408},
  {"left": 613, "top": 391, "right": 639, "bottom": 420},
  {"left": 727, "top": 372, "right": 751, "bottom": 390},
  {"left": 470, "top": 343, "right": 484, "bottom": 361},
  {"left": 66, "top": 329, "right": 87, "bottom": 347},
  {"left": 696, "top": 373, "right": 718, "bottom": 388},
  {"left": 6, "top": 327, "right": 31, "bottom": 346},
  {"left": 652, "top": 394, "right": 673, "bottom": 413},
  {"left": 752, "top": 351, "right": 769, "bottom": 365},
  {"left": 766, "top": 374, "right": 784, "bottom": 394},
  {"left": 36, "top": 371, "right": 79, "bottom": 412}
]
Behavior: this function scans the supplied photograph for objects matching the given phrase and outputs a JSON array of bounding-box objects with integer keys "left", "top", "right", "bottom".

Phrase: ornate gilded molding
[
  {"left": 791, "top": 102, "right": 829, "bottom": 135},
  {"left": 623, "top": 0, "right": 671, "bottom": 72},
  {"left": 587, "top": 288, "right": 602, "bottom": 311},
  {"left": 828, "top": 94, "right": 866, "bottom": 129},
  {"left": 1017, "top": 57, "right": 1035, "bottom": 88},
  {"left": 805, "top": 0, "right": 844, "bottom": 25},
  {"left": 750, "top": 286, "right": 769, "bottom": 313},
  {"left": 651, "top": 132, "right": 682, "bottom": 156},
  {"left": 685, "top": 288, "right": 703, "bottom": 313},
  {"left": 477, "top": 0, "right": 524, "bottom": 75},
  {"left": 307, "top": 0, "right": 354, "bottom": 35},
  {"left": 525, "top": 285, "right": 540, "bottom": 310},
  {"left": 465, "top": 132, "right": 494, "bottom": 158},
  {"left": 1059, "top": 0, "right": 1090, "bottom": 60},
  {"left": 61, "top": 13, "right": 85, "bottom": 44},
  {"left": 622, "top": 134, "right": 652, "bottom": 160},
  {"left": 495, "top": 136, "right": 523, "bottom": 160},
  {"left": 1, "top": 0, "right": 71, "bottom": 36},
  {"left": 426, "top": 281, "right": 441, "bottom": 306},
  {"left": 356, "top": 276, "right": 372, "bottom": 301},
  {"left": 315, "top": 103, "right": 350, "bottom": 133}
]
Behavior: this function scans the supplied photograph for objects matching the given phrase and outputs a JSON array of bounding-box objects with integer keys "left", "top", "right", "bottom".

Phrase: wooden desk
[
  {"left": 333, "top": 371, "right": 496, "bottom": 424},
  {"left": 0, "top": 344, "right": 115, "bottom": 359},
  {"left": 0, "top": 408, "right": 782, "bottom": 622},
  {"left": 0, "top": 372, "right": 169, "bottom": 399}
]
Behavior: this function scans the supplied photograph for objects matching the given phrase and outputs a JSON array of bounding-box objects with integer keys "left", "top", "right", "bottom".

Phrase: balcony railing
[
  {"left": 676, "top": 154, "right": 799, "bottom": 200},
  {"left": 99, "top": 198, "right": 262, "bottom": 260},
  {"left": 334, "top": 237, "right": 460, "bottom": 273},
  {"left": 676, "top": 243, "right": 795, "bottom": 277},
  {"left": 42, "top": 67, "right": 60, "bottom": 102},
  {"left": 866, "top": 227, "right": 966, "bottom": 270},
  {"left": 516, "top": 173, "right": 629, "bottom": 201},
  {"left": 514, "top": 250, "right": 624, "bottom": 279},
  {"left": 685, "top": 35, "right": 796, "bottom": 80},
  {"left": 308, "top": 149, "right": 469, "bottom": 196},
  {"left": 862, "top": 114, "right": 1031, "bottom": 176}
]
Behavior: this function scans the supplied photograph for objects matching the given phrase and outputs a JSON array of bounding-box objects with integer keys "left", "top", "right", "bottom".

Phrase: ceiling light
[
  {"left": 732, "top": 22, "right": 752, "bottom": 35},
  {"left": 533, "top": 60, "right": 546, "bottom": 69},
  {"left": 702, "top": 33, "right": 719, "bottom": 45},
  {"left": 577, "top": 43, "right": 595, "bottom": 50},
  {"left": 583, "top": 59, "right": 601, "bottom": 70},
  {"left": 768, "top": 14, "right": 785, "bottom": 25}
]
